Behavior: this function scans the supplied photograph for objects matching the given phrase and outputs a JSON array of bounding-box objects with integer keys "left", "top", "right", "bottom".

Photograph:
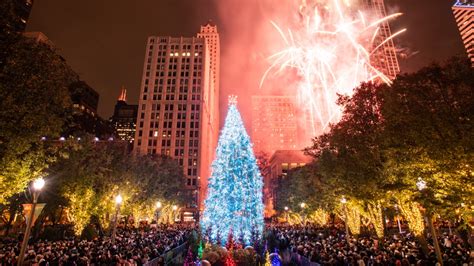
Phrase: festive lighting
[
  {"left": 115, "top": 194, "right": 123, "bottom": 205},
  {"left": 308, "top": 209, "right": 329, "bottom": 226},
  {"left": 201, "top": 98, "right": 264, "bottom": 245},
  {"left": 261, "top": 0, "right": 405, "bottom": 135},
  {"left": 416, "top": 177, "right": 427, "bottom": 191},
  {"left": 32, "top": 178, "right": 45, "bottom": 191},
  {"left": 367, "top": 203, "right": 384, "bottom": 238},
  {"left": 398, "top": 200, "right": 425, "bottom": 236},
  {"left": 172, "top": 205, "right": 178, "bottom": 211}
]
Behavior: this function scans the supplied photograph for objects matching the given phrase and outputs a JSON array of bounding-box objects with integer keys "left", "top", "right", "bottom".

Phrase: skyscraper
[
  {"left": 251, "top": 96, "right": 298, "bottom": 155},
  {"left": 110, "top": 86, "right": 138, "bottom": 143},
  {"left": 133, "top": 24, "right": 220, "bottom": 220},
  {"left": 452, "top": 0, "right": 474, "bottom": 66},
  {"left": 2, "top": 0, "right": 34, "bottom": 33},
  {"left": 363, "top": 0, "right": 401, "bottom": 80}
]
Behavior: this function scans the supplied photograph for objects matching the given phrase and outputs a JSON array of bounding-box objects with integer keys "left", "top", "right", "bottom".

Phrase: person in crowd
[
  {"left": 0, "top": 224, "right": 192, "bottom": 266},
  {"left": 269, "top": 224, "right": 472, "bottom": 266}
]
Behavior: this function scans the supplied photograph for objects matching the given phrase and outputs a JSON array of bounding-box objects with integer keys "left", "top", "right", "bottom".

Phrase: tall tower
[
  {"left": 133, "top": 25, "right": 220, "bottom": 220},
  {"left": 197, "top": 21, "right": 220, "bottom": 160},
  {"left": 110, "top": 86, "right": 138, "bottom": 143},
  {"left": 452, "top": 0, "right": 474, "bottom": 66},
  {"left": 364, "top": 0, "right": 401, "bottom": 80},
  {"left": 251, "top": 96, "right": 298, "bottom": 155}
]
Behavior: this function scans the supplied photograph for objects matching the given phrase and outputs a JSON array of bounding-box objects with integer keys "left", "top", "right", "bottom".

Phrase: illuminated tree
[
  {"left": 201, "top": 98, "right": 264, "bottom": 245},
  {"left": 0, "top": 34, "right": 75, "bottom": 204}
]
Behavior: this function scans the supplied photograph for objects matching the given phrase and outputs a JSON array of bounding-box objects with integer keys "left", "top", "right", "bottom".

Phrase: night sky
[{"left": 27, "top": 0, "right": 465, "bottom": 119}]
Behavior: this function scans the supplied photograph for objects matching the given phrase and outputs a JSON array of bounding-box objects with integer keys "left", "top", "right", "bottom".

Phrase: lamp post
[
  {"left": 417, "top": 178, "right": 443, "bottom": 265},
  {"left": 394, "top": 204, "right": 403, "bottom": 234},
  {"left": 284, "top": 206, "right": 289, "bottom": 223},
  {"left": 172, "top": 205, "right": 179, "bottom": 223},
  {"left": 111, "top": 195, "right": 123, "bottom": 245},
  {"left": 300, "top": 202, "right": 306, "bottom": 225},
  {"left": 341, "top": 197, "right": 350, "bottom": 243},
  {"left": 18, "top": 178, "right": 45, "bottom": 266},
  {"left": 155, "top": 201, "right": 162, "bottom": 223}
]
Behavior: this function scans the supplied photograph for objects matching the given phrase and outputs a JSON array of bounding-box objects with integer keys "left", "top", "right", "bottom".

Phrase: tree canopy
[{"left": 0, "top": 34, "right": 75, "bottom": 204}]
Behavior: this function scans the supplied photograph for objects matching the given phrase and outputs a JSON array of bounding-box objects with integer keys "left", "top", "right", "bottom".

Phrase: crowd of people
[
  {"left": 0, "top": 224, "right": 192, "bottom": 265},
  {"left": 1, "top": 222, "right": 473, "bottom": 265},
  {"left": 269, "top": 224, "right": 473, "bottom": 265}
]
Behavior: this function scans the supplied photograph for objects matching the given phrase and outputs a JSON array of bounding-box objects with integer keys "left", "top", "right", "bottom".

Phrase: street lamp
[
  {"left": 172, "top": 205, "right": 179, "bottom": 223},
  {"left": 341, "top": 197, "right": 350, "bottom": 243},
  {"left": 284, "top": 206, "right": 289, "bottom": 223},
  {"left": 300, "top": 202, "right": 307, "bottom": 225},
  {"left": 111, "top": 195, "right": 123, "bottom": 244},
  {"left": 416, "top": 178, "right": 443, "bottom": 265},
  {"left": 394, "top": 204, "right": 402, "bottom": 234},
  {"left": 155, "top": 201, "right": 162, "bottom": 222},
  {"left": 18, "top": 178, "right": 45, "bottom": 266}
]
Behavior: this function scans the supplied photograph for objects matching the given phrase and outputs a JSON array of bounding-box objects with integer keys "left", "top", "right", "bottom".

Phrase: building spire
[
  {"left": 118, "top": 85, "right": 127, "bottom": 102},
  {"left": 228, "top": 95, "right": 237, "bottom": 106}
]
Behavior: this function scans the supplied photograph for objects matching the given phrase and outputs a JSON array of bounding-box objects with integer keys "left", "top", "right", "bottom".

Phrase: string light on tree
[{"left": 201, "top": 95, "right": 264, "bottom": 245}]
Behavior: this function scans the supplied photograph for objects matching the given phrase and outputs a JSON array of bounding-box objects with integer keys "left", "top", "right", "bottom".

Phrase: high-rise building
[
  {"left": 363, "top": 0, "right": 400, "bottom": 80},
  {"left": 133, "top": 24, "right": 220, "bottom": 220},
  {"left": 2, "top": 0, "right": 34, "bottom": 33},
  {"left": 197, "top": 21, "right": 220, "bottom": 142},
  {"left": 251, "top": 96, "right": 298, "bottom": 155},
  {"left": 452, "top": 0, "right": 474, "bottom": 66},
  {"left": 264, "top": 150, "right": 313, "bottom": 217},
  {"left": 110, "top": 86, "right": 138, "bottom": 143}
]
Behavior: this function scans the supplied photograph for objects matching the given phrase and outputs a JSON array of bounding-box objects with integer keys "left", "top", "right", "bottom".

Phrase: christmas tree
[{"left": 201, "top": 96, "right": 264, "bottom": 245}]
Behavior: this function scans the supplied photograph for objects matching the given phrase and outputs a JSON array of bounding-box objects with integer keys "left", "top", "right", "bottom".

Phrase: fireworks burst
[{"left": 261, "top": 0, "right": 405, "bottom": 135}]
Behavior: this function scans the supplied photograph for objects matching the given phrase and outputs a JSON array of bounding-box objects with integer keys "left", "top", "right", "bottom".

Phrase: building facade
[
  {"left": 251, "top": 96, "right": 298, "bottom": 155},
  {"left": 363, "top": 0, "right": 401, "bottom": 80},
  {"left": 110, "top": 86, "right": 138, "bottom": 143},
  {"left": 264, "top": 150, "right": 313, "bottom": 218},
  {"left": 2, "top": 0, "right": 34, "bottom": 33},
  {"left": 133, "top": 24, "right": 220, "bottom": 220},
  {"left": 452, "top": 0, "right": 474, "bottom": 66}
]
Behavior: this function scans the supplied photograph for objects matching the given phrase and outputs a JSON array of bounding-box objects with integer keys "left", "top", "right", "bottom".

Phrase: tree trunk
[
  {"left": 416, "top": 234, "right": 430, "bottom": 257},
  {"left": 427, "top": 213, "right": 443, "bottom": 265},
  {"left": 3, "top": 211, "right": 15, "bottom": 236}
]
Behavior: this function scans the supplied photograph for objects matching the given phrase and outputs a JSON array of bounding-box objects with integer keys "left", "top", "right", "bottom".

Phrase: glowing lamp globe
[
  {"left": 33, "top": 178, "right": 45, "bottom": 191},
  {"left": 115, "top": 195, "right": 123, "bottom": 205}
]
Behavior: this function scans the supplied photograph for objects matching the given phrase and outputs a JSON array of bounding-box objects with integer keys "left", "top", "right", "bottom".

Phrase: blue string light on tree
[{"left": 201, "top": 95, "right": 264, "bottom": 245}]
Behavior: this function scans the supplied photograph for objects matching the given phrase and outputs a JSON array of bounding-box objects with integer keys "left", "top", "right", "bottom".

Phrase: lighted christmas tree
[{"left": 201, "top": 96, "right": 264, "bottom": 245}]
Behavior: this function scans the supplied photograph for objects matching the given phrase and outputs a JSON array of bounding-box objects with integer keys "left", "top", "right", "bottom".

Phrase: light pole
[
  {"left": 18, "top": 178, "right": 45, "bottom": 266},
  {"left": 300, "top": 202, "right": 306, "bottom": 225},
  {"left": 111, "top": 195, "right": 123, "bottom": 244},
  {"left": 284, "top": 206, "right": 289, "bottom": 223},
  {"left": 155, "top": 201, "right": 162, "bottom": 223},
  {"left": 172, "top": 205, "right": 179, "bottom": 223},
  {"left": 341, "top": 197, "right": 350, "bottom": 243},
  {"left": 394, "top": 204, "right": 403, "bottom": 234},
  {"left": 417, "top": 178, "right": 443, "bottom": 265}
]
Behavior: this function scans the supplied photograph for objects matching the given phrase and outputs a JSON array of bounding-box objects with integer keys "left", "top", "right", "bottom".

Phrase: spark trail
[{"left": 261, "top": 0, "right": 405, "bottom": 135}]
